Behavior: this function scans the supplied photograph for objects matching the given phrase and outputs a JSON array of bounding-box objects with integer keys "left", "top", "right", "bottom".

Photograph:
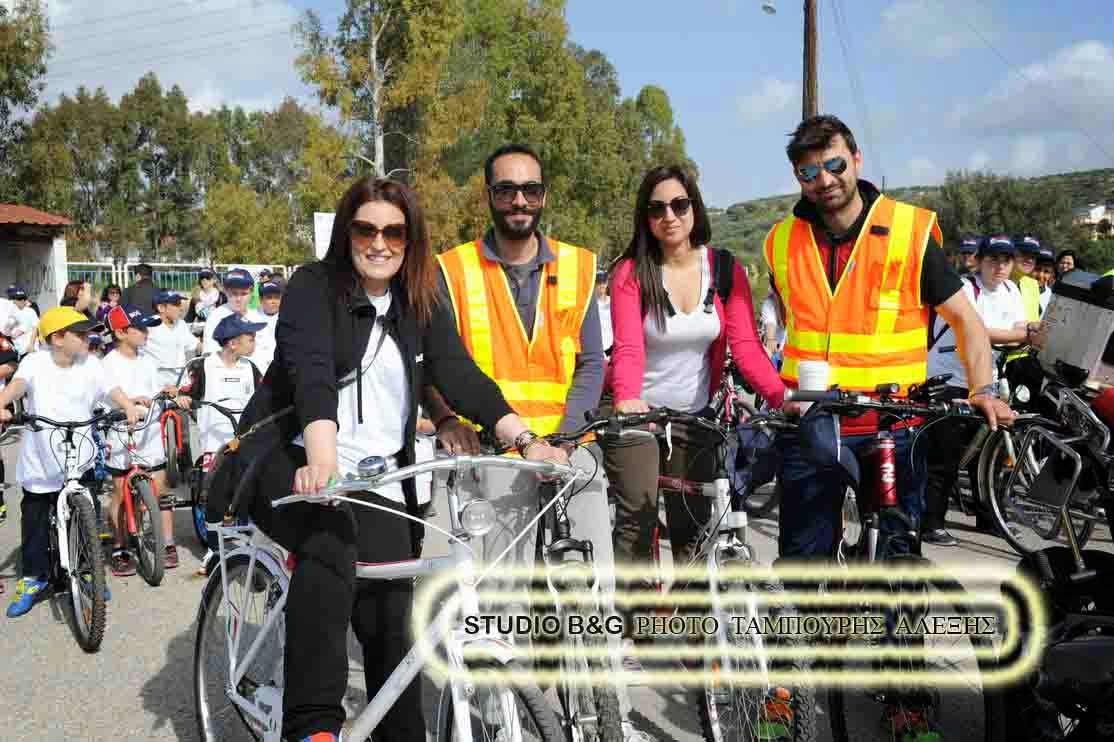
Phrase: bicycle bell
[{"left": 357, "top": 455, "right": 389, "bottom": 478}]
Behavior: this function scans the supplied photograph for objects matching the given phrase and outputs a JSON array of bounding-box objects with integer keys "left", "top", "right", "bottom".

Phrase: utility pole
[{"left": 802, "top": 0, "right": 819, "bottom": 120}]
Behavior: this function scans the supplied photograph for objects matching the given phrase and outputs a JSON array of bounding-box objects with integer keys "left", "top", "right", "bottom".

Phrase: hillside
[{"left": 710, "top": 167, "right": 1114, "bottom": 266}]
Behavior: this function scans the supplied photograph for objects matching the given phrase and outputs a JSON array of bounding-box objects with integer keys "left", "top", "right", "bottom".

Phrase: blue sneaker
[{"left": 7, "top": 577, "right": 48, "bottom": 617}]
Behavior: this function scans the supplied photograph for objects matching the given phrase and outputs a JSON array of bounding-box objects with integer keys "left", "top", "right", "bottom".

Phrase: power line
[
  {"left": 55, "top": 0, "right": 256, "bottom": 46},
  {"left": 829, "top": 0, "right": 884, "bottom": 183},
  {"left": 49, "top": 17, "right": 296, "bottom": 71},
  {"left": 934, "top": 0, "right": 1114, "bottom": 165},
  {"left": 50, "top": 0, "right": 251, "bottom": 32},
  {"left": 45, "top": 28, "right": 294, "bottom": 85}
]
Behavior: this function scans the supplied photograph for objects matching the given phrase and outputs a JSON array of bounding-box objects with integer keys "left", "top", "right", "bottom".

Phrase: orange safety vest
[
  {"left": 437, "top": 238, "right": 596, "bottom": 435},
  {"left": 763, "top": 195, "right": 942, "bottom": 394}
]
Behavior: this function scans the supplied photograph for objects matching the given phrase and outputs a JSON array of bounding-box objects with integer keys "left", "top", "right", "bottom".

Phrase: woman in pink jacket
[{"left": 602, "top": 165, "right": 787, "bottom": 616}]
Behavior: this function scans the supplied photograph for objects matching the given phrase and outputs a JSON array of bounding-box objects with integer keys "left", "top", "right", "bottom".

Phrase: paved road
[{"left": 0, "top": 438, "right": 1109, "bottom": 741}]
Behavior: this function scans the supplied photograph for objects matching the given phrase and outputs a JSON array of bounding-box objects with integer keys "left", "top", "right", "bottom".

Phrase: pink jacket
[{"left": 604, "top": 251, "right": 786, "bottom": 409}]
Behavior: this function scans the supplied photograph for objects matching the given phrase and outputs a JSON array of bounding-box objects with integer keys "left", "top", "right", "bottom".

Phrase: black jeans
[
  {"left": 249, "top": 444, "right": 423, "bottom": 742},
  {"left": 922, "top": 386, "right": 977, "bottom": 531},
  {"left": 21, "top": 488, "right": 60, "bottom": 580}
]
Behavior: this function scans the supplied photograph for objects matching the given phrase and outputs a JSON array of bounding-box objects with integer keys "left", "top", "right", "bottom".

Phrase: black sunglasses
[
  {"left": 647, "top": 197, "right": 693, "bottom": 220},
  {"left": 489, "top": 181, "right": 546, "bottom": 206},
  {"left": 796, "top": 156, "right": 848, "bottom": 183},
  {"left": 350, "top": 220, "right": 407, "bottom": 249}
]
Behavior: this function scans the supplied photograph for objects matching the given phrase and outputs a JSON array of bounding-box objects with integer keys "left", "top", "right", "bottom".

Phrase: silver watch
[{"left": 968, "top": 383, "right": 1000, "bottom": 400}]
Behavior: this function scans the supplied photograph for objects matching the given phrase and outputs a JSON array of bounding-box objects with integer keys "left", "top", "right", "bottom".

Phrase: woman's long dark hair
[
  {"left": 324, "top": 176, "right": 438, "bottom": 326},
  {"left": 616, "top": 165, "right": 712, "bottom": 332}
]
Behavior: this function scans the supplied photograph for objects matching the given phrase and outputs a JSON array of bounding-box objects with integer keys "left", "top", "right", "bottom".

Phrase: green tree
[
  {"left": 201, "top": 182, "right": 305, "bottom": 265},
  {"left": 0, "top": 0, "right": 51, "bottom": 199}
]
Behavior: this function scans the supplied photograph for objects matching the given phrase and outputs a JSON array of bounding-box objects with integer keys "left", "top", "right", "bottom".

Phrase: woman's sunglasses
[
  {"left": 350, "top": 220, "right": 407, "bottom": 251},
  {"left": 795, "top": 156, "right": 848, "bottom": 183},
  {"left": 489, "top": 182, "right": 546, "bottom": 207},
  {"left": 647, "top": 197, "right": 693, "bottom": 220}
]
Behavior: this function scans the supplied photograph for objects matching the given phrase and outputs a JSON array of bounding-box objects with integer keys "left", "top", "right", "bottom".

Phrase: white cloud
[
  {"left": 881, "top": 0, "right": 996, "bottom": 58},
  {"left": 968, "top": 150, "right": 991, "bottom": 171},
  {"left": 41, "top": 0, "right": 307, "bottom": 113},
  {"left": 909, "top": 156, "right": 943, "bottom": 185},
  {"left": 1010, "top": 135, "right": 1048, "bottom": 173},
  {"left": 737, "top": 78, "right": 796, "bottom": 124},
  {"left": 953, "top": 41, "right": 1114, "bottom": 135}
]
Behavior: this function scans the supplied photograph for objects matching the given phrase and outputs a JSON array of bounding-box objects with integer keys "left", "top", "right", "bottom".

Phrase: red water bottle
[{"left": 864, "top": 431, "right": 898, "bottom": 508}]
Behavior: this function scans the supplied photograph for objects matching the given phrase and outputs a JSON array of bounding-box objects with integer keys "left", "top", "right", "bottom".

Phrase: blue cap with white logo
[
  {"left": 978, "top": 235, "right": 1015, "bottom": 257},
  {"left": 223, "top": 268, "right": 254, "bottom": 289},
  {"left": 154, "top": 289, "right": 184, "bottom": 305},
  {"left": 1015, "top": 235, "right": 1042, "bottom": 256},
  {"left": 213, "top": 313, "right": 267, "bottom": 343},
  {"left": 959, "top": 237, "right": 979, "bottom": 255},
  {"left": 6, "top": 284, "right": 27, "bottom": 300}
]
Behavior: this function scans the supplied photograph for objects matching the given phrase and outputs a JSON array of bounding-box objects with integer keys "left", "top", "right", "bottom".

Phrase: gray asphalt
[{"left": 0, "top": 439, "right": 1109, "bottom": 741}]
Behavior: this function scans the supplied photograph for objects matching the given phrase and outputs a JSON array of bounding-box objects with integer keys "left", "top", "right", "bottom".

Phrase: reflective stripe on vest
[
  {"left": 437, "top": 239, "right": 596, "bottom": 436},
  {"left": 1007, "top": 274, "right": 1042, "bottom": 363},
  {"left": 764, "top": 195, "right": 937, "bottom": 393}
]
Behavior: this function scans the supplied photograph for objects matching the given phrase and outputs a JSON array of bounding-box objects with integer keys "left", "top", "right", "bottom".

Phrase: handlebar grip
[{"left": 783, "top": 389, "right": 841, "bottom": 403}]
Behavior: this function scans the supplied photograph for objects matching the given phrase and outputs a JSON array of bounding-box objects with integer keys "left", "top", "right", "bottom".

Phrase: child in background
[
  {"left": 177, "top": 314, "right": 264, "bottom": 575},
  {"left": 7, "top": 285, "right": 39, "bottom": 357},
  {"left": 252, "top": 280, "right": 283, "bottom": 375},
  {"left": 146, "top": 289, "right": 201, "bottom": 389},
  {"left": 102, "top": 305, "right": 178, "bottom": 575},
  {"left": 0, "top": 336, "right": 17, "bottom": 524},
  {"left": 0, "top": 307, "right": 140, "bottom": 617}
]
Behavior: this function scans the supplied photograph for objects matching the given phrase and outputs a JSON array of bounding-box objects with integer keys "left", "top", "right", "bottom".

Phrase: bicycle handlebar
[
  {"left": 13, "top": 408, "right": 128, "bottom": 431},
  {"left": 783, "top": 388, "right": 978, "bottom": 419}
]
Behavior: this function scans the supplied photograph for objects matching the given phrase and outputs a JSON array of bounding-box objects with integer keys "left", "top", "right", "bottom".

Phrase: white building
[
  {"left": 1073, "top": 202, "right": 1114, "bottom": 241},
  {"left": 0, "top": 204, "right": 71, "bottom": 310}
]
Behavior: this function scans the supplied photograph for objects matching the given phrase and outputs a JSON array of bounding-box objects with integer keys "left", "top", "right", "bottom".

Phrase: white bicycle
[{"left": 193, "top": 451, "right": 586, "bottom": 742}]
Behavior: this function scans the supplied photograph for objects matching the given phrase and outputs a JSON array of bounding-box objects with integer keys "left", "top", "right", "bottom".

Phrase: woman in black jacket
[{"left": 243, "top": 177, "right": 565, "bottom": 742}]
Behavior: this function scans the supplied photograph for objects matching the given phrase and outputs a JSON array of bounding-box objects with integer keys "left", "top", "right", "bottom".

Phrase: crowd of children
[{"left": 0, "top": 267, "right": 280, "bottom": 613}]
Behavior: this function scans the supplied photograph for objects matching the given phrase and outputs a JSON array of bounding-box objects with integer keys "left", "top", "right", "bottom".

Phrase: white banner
[{"left": 314, "top": 212, "right": 336, "bottom": 260}]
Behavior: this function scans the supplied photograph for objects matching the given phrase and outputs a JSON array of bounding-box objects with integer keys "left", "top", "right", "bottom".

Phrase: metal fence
[{"left": 66, "top": 262, "right": 294, "bottom": 299}]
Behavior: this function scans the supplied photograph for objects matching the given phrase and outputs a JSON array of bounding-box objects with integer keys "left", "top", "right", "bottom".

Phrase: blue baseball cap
[
  {"left": 1037, "top": 247, "right": 1056, "bottom": 264},
  {"left": 978, "top": 235, "right": 1015, "bottom": 257},
  {"left": 223, "top": 268, "right": 254, "bottom": 289},
  {"left": 213, "top": 313, "right": 267, "bottom": 343},
  {"left": 1015, "top": 235, "right": 1041, "bottom": 256},
  {"left": 6, "top": 284, "right": 27, "bottom": 299},
  {"left": 259, "top": 280, "right": 284, "bottom": 296},
  {"left": 107, "top": 304, "right": 160, "bottom": 332},
  {"left": 958, "top": 238, "right": 979, "bottom": 255},
  {"left": 154, "top": 289, "right": 184, "bottom": 305},
  {"left": 198, "top": 268, "right": 216, "bottom": 280}
]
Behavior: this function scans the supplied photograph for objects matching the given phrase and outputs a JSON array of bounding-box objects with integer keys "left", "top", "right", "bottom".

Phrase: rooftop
[{"left": 0, "top": 204, "right": 72, "bottom": 227}]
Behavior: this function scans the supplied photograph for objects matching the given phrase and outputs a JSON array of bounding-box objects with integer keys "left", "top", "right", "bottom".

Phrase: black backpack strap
[
  {"left": 927, "top": 275, "right": 979, "bottom": 351},
  {"left": 704, "top": 247, "right": 735, "bottom": 313}
]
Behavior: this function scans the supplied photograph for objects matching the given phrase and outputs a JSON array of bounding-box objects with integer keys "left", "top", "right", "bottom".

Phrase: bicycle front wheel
[
  {"left": 164, "top": 417, "right": 181, "bottom": 488},
  {"left": 436, "top": 660, "right": 563, "bottom": 742},
  {"left": 131, "top": 476, "right": 165, "bottom": 587},
  {"left": 195, "top": 554, "right": 287, "bottom": 742},
  {"left": 827, "top": 555, "right": 997, "bottom": 742},
  {"left": 67, "top": 492, "right": 107, "bottom": 652}
]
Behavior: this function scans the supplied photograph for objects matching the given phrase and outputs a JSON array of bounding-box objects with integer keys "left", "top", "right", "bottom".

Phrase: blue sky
[{"left": 37, "top": 0, "right": 1114, "bottom": 208}]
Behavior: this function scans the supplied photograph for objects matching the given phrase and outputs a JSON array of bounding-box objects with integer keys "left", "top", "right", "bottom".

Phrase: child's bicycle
[
  {"left": 2, "top": 407, "right": 127, "bottom": 651},
  {"left": 186, "top": 398, "right": 244, "bottom": 548},
  {"left": 158, "top": 357, "right": 203, "bottom": 488}
]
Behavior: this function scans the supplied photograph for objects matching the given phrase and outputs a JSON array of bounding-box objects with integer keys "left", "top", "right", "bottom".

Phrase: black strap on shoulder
[
  {"left": 928, "top": 275, "right": 979, "bottom": 351},
  {"left": 703, "top": 248, "right": 736, "bottom": 313}
]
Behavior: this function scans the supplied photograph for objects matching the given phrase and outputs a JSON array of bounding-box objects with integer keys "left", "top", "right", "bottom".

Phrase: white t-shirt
[
  {"left": 296, "top": 290, "right": 409, "bottom": 505},
  {"left": 194, "top": 288, "right": 223, "bottom": 321},
  {"left": 1039, "top": 286, "right": 1052, "bottom": 317},
  {"left": 144, "top": 320, "right": 198, "bottom": 388},
  {"left": 101, "top": 350, "right": 165, "bottom": 470},
  {"left": 641, "top": 248, "right": 722, "bottom": 412},
  {"left": 201, "top": 304, "right": 269, "bottom": 359},
  {"left": 927, "top": 274, "right": 1027, "bottom": 389},
  {"left": 759, "top": 294, "right": 786, "bottom": 351},
  {"left": 597, "top": 296, "right": 613, "bottom": 353},
  {"left": 252, "top": 311, "right": 280, "bottom": 376},
  {"left": 196, "top": 354, "right": 255, "bottom": 454},
  {"left": 11, "top": 306, "right": 39, "bottom": 355},
  {"left": 15, "top": 351, "right": 115, "bottom": 493}
]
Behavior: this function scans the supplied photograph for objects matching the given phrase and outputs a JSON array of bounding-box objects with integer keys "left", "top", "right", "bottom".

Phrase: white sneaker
[{"left": 622, "top": 721, "right": 654, "bottom": 742}]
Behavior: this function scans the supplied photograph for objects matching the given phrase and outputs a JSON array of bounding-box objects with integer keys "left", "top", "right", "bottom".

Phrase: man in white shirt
[
  {"left": 6, "top": 285, "right": 39, "bottom": 356},
  {"left": 145, "top": 289, "right": 200, "bottom": 388},
  {"left": 201, "top": 267, "right": 268, "bottom": 361}
]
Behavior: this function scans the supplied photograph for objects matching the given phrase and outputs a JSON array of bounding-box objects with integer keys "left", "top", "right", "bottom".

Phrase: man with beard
[
  {"left": 427, "top": 145, "right": 651, "bottom": 742},
  {"left": 764, "top": 115, "right": 1009, "bottom": 560}
]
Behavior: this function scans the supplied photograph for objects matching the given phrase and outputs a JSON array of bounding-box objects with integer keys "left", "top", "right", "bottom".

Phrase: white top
[
  {"left": 0, "top": 298, "right": 15, "bottom": 336},
  {"left": 252, "top": 311, "right": 280, "bottom": 375},
  {"left": 201, "top": 304, "right": 269, "bottom": 360},
  {"left": 415, "top": 406, "right": 435, "bottom": 506},
  {"left": 196, "top": 354, "right": 255, "bottom": 454},
  {"left": 15, "top": 351, "right": 115, "bottom": 493},
  {"left": 927, "top": 274, "right": 1027, "bottom": 389},
  {"left": 11, "top": 306, "right": 39, "bottom": 355},
  {"left": 194, "top": 288, "right": 223, "bottom": 321},
  {"left": 144, "top": 320, "right": 198, "bottom": 388},
  {"left": 1039, "top": 286, "right": 1052, "bottom": 316},
  {"left": 101, "top": 350, "right": 165, "bottom": 470},
  {"left": 641, "top": 247, "right": 722, "bottom": 412},
  {"left": 296, "top": 290, "right": 409, "bottom": 505},
  {"left": 759, "top": 294, "right": 787, "bottom": 351},
  {"left": 597, "top": 296, "right": 613, "bottom": 352}
]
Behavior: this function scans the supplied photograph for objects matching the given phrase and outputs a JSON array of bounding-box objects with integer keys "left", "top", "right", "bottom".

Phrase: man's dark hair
[
  {"left": 786, "top": 114, "right": 859, "bottom": 166},
  {"left": 484, "top": 144, "right": 544, "bottom": 185},
  {"left": 134, "top": 263, "right": 153, "bottom": 279}
]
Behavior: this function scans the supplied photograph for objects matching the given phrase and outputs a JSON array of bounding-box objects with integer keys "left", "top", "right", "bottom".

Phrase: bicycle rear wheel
[
  {"left": 131, "top": 476, "right": 165, "bottom": 587},
  {"left": 191, "top": 456, "right": 208, "bottom": 548},
  {"left": 67, "top": 493, "right": 107, "bottom": 652},
  {"left": 195, "top": 554, "right": 287, "bottom": 742},
  {"left": 436, "top": 660, "right": 563, "bottom": 742},
  {"left": 164, "top": 417, "right": 181, "bottom": 489},
  {"left": 827, "top": 554, "right": 997, "bottom": 742}
]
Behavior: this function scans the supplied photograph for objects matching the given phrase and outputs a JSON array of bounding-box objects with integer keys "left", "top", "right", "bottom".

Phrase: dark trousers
[
  {"left": 249, "top": 444, "right": 424, "bottom": 742},
  {"left": 21, "top": 488, "right": 60, "bottom": 580},
  {"left": 923, "top": 386, "right": 977, "bottom": 531},
  {"left": 777, "top": 427, "right": 926, "bottom": 560}
]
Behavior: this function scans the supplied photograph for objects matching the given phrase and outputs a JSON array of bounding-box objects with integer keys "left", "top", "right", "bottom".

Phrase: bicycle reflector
[{"left": 461, "top": 499, "right": 496, "bottom": 536}]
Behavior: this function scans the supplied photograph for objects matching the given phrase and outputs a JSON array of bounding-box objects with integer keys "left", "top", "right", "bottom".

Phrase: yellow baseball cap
[{"left": 38, "top": 306, "right": 103, "bottom": 339}]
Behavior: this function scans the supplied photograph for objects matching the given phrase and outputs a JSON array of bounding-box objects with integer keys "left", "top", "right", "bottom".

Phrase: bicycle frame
[{"left": 204, "top": 454, "right": 582, "bottom": 742}]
